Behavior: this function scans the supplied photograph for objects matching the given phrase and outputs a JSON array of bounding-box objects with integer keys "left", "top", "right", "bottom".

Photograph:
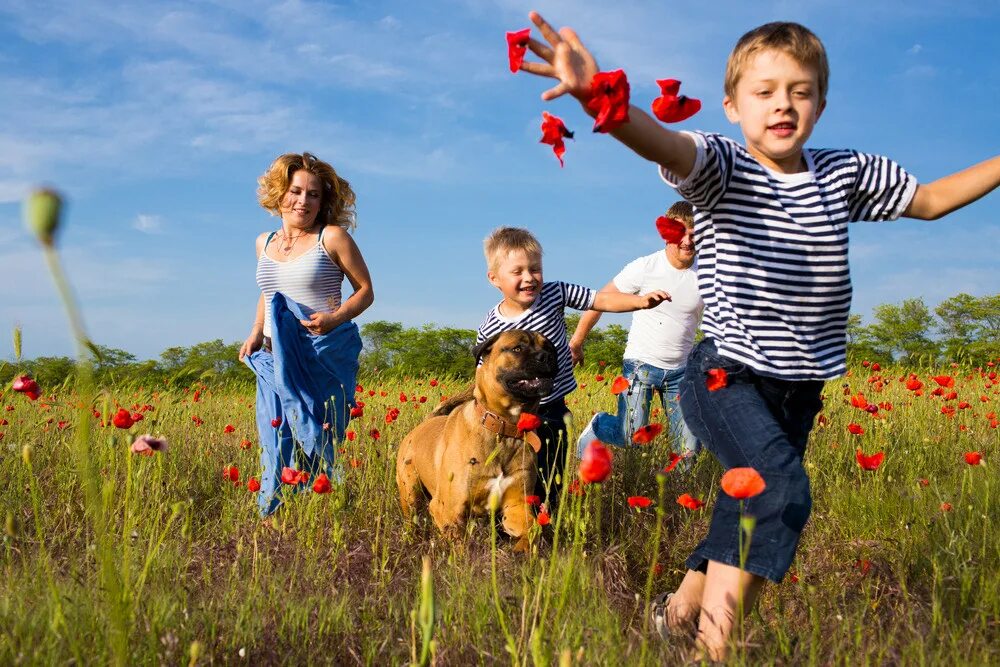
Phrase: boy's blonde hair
[
  {"left": 483, "top": 227, "right": 543, "bottom": 271},
  {"left": 725, "top": 22, "right": 829, "bottom": 103},
  {"left": 666, "top": 200, "right": 695, "bottom": 227},
  {"left": 257, "top": 152, "right": 357, "bottom": 231}
]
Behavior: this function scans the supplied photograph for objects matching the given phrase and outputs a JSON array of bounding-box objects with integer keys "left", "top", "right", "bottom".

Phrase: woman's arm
[
  {"left": 300, "top": 226, "right": 375, "bottom": 334},
  {"left": 239, "top": 233, "right": 270, "bottom": 359}
]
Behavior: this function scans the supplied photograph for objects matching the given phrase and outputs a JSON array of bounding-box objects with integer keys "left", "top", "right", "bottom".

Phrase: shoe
[
  {"left": 650, "top": 591, "right": 674, "bottom": 641},
  {"left": 576, "top": 414, "right": 599, "bottom": 460}
]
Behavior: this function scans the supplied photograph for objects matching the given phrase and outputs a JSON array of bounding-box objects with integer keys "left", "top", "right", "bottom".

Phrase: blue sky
[{"left": 1, "top": 0, "right": 998, "bottom": 360}]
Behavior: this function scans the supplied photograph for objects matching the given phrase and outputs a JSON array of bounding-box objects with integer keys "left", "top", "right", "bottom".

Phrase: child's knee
[{"left": 779, "top": 465, "right": 812, "bottom": 533}]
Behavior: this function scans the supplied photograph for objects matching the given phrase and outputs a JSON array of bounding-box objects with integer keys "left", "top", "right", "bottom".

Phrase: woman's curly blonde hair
[{"left": 257, "top": 152, "right": 357, "bottom": 231}]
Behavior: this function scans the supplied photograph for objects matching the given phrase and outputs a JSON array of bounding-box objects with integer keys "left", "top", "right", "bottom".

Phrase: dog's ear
[{"left": 472, "top": 331, "right": 504, "bottom": 364}]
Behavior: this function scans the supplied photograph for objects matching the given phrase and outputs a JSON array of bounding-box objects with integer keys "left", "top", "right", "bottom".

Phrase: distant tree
[
  {"left": 845, "top": 313, "right": 892, "bottom": 365},
  {"left": 936, "top": 293, "right": 1000, "bottom": 364},
  {"left": 564, "top": 313, "right": 629, "bottom": 370},
  {"left": 870, "top": 298, "right": 938, "bottom": 365},
  {"left": 360, "top": 321, "right": 404, "bottom": 372}
]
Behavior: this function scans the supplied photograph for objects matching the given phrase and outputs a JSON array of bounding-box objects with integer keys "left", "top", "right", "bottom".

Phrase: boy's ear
[
  {"left": 815, "top": 97, "right": 827, "bottom": 122},
  {"left": 722, "top": 95, "right": 740, "bottom": 124},
  {"left": 487, "top": 270, "right": 501, "bottom": 289}
]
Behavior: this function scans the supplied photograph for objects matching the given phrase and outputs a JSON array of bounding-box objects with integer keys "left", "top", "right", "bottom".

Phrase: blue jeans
[
  {"left": 679, "top": 339, "right": 823, "bottom": 582},
  {"left": 576, "top": 358, "right": 699, "bottom": 458}
]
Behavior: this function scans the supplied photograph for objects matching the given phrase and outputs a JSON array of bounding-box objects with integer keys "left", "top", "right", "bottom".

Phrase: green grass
[{"left": 1, "top": 367, "right": 998, "bottom": 665}]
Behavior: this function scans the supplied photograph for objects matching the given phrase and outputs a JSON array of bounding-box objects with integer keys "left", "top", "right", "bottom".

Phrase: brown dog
[{"left": 396, "top": 330, "right": 558, "bottom": 551}]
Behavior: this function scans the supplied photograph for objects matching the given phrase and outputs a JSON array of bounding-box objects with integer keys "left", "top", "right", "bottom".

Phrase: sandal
[{"left": 650, "top": 591, "right": 674, "bottom": 640}]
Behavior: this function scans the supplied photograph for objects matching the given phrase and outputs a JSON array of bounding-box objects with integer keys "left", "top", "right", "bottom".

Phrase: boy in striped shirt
[
  {"left": 518, "top": 11, "right": 1000, "bottom": 661},
  {"left": 478, "top": 227, "right": 669, "bottom": 504}
]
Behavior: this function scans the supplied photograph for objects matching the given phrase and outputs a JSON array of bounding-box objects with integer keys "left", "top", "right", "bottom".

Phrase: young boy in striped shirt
[
  {"left": 518, "top": 12, "right": 1000, "bottom": 662},
  {"left": 477, "top": 227, "right": 669, "bottom": 504}
]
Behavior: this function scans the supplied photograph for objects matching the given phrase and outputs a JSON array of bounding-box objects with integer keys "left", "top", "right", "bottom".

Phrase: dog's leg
[{"left": 500, "top": 479, "right": 536, "bottom": 553}]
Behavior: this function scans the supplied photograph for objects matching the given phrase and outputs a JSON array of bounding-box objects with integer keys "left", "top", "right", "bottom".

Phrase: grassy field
[{"left": 1, "top": 362, "right": 998, "bottom": 665}]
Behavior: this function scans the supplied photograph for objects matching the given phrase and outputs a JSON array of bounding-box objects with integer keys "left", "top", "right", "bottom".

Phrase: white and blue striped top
[
  {"left": 477, "top": 281, "right": 596, "bottom": 404},
  {"left": 661, "top": 131, "right": 917, "bottom": 381},
  {"left": 256, "top": 231, "right": 344, "bottom": 337}
]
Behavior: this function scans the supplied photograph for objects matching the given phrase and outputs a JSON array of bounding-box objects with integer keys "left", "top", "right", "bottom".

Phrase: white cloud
[
  {"left": 133, "top": 214, "right": 163, "bottom": 234},
  {"left": 908, "top": 43, "right": 923, "bottom": 54}
]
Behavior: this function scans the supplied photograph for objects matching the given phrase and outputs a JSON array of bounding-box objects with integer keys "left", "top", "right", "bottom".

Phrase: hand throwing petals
[
  {"left": 506, "top": 28, "right": 531, "bottom": 73},
  {"left": 651, "top": 78, "right": 702, "bottom": 123},
  {"left": 585, "top": 69, "right": 631, "bottom": 133}
]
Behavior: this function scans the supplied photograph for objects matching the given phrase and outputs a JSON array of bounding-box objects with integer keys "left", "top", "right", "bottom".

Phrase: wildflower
[
  {"left": 24, "top": 188, "right": 63, "bottom": 246},
  {"left": 350, "top": 458, "right": 362, "bottom": 468},
  {"left": 932, "top": 375, "right": 955, "bottom": 388},
  {"left": 720, "top": 467, "right": 766, "bottom": 499},
  {"left": 271, "top": 417, "right": 282, "bottom": 428},
  {"left": 905, "top": 377, "right": 923, "bottom": 391},
  {"left": 239, "top": 439, "right": 252, "bottom": 450},
  {"left": 918, "top": 478, "right": 930, "bottom": 487},
  {"left": 663, "top": 451, "right": 682, "bottom": 473},
  {"left": 537, "top": 510, "right": 550, "bottom": 526},
  {"left": 627, "top": 495, "right": 652, "bottom": 508},
  {"left": 524, "top": 495, "right": 541, "bottom": 506},
  {"left": 586, "top": 69, "right": 630, "bottom": 132},
  {"left": 676, "top": 493, "right": 705, "bottom": 510},
  {"left": 350, "top": 406, "right": 364, "bottom": 418},
  {"left": 112, "top": 408, "right": 134, "bottom": 429},
  {"left": 399, "top": 392, "right": 407, "bottom": 403},
  {"left": 853, "top": 559, "right": 871, "bottom": 576},
  {"left": 506, "top": 28, "right": 530, "bottom": 73},
  {"left": 595, "top": 374, "right": 605, "bottom": 382},
  {"left": 611, "top": 376, "right": 630, "bottom": 395},
  {"left": 346, "top": 430, "right": 356, "bottom": 442},
  {"left": 130, "top": 434, "right": 168, "bottom": 456},
  {"left": 706, "top": 368, "right": 728, "bottom": 391},
  {"left": 223, "top": 424, "right": 235, "bottom": 434},
  {"left": 964, "top": 451, "right": 982, "bottom": 466},
  {"left": 850, "top": 393, "right": 868, "bottom": 409},
  {"left": 940, "top": 502, "right": 953, "bottom": 512},
  {"left": 517, "top": 412, "right": 542, "bottom": 432},
  {"left": 369, "top": 428, "right": 381, "bottom": 440},
  {"left": 247, "top": 477, "right": 261, "bottom": 492},
  {"left": 579, "top": 440, "right": 613, "bottom": 483},
  {"left": 847, "top": 423, "right": 864, "bottom": 435},
  {"left": 958, "top": 401, "right": 971, "bottom": 410},
  {"left": 539, "top": 111, "right": 574, "bottom": 167},
  {"left": 855, "top": 449, "right": 884, "bottom": 471},
  {"left": 222, "top": 465, "right": 239, "bottom": 483},
  {"left": 12, "top": 375, "right": 41, "bottom": 401},
  {"left": 312, "top": 473, "right": 332, "bottom": 494},
  {"left": 655, "top": 216, "right": 687, "bottom": 244},
  {"left": 650, "top": 78, "right": 701, "bottom": 123}
]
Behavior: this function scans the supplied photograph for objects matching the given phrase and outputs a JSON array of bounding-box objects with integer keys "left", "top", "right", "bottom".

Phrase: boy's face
[
  {"left": 488, "top": 249, "right": 543, "bottom": 312},
  {"left": 722, "top": 48, "right": 826, "bottom": 174}
]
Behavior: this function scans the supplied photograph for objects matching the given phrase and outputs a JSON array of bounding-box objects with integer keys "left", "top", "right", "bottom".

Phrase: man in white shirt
[{"left": 571, "top": 201, "right": 704, "bottom": 465}]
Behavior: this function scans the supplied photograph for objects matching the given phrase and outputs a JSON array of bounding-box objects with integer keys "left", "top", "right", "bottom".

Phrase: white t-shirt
[{"left": 614, "top": 250, "right": 703, "bottom": 370}]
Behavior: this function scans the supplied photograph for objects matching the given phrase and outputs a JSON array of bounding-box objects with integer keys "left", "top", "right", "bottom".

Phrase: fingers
[
  {"left": 541, "top": 81, "right": 571, "bottom": 101},
  {"left": 519, "top": 61, "right": 556, "bottom": 78},
  {"left": 529, "top": 10, "right": 562, "bottom": 47},
  {"left": 526, "top": 36, "right": 555, "bottom": 63}
]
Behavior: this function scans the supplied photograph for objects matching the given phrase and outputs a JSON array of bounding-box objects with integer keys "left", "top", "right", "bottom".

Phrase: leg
[
  {"left": 695, "top": 560, "right": 765, "bottom": 661},
  {"left": 534, "top": 399, "right": 569, "bottom": 505},
  {"left": 619, "top": 360, "right": 657, "bottom": 446},
  {"left": 662, "top": 365, "right": 700, "bottom": 459}
]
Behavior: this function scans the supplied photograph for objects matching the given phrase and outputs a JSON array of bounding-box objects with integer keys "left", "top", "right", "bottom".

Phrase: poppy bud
[{"left": 24, "top": 188, "right": 63, "bottom": 246}]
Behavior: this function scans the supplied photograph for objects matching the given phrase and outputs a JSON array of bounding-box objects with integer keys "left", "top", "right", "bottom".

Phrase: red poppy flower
[
  {"left": 223, "top": 424, "right": 235, "bottom": 434},
  {"left": 350, "top": 406, "right": 364, "bottom": 418},
  {"left": 430, "top": 379, "right": 439, "bottom": 387},
  {"left": 676, "top": 493, "right": 705, "bottom": 510},
  {"left": 312, "top": 473, "right": 332, "bottom": 494},
  {"left": 850, "top": 393, "right": 868, "bottom": 409},
  {"left": 650, "top": 78, "right": 701, "bottom": 123},
  {"left": 12, "top": 375, "right": 41, "bottom": 401},
  {"left": 192, "top": 390, "right": 201, "bottom": 403},
  {"left": 944, "top": 391, "right": 958, "bottom": 401},
  {"left": 517, "top": 412, "right": 542, "bottom": 432},
  {"left": 506, "top": 28, "right": 530, "bottom": 73},
  {"left": 941, "top": 405, "right": 956, "bottom": 416},
  {"left": 537, "top": 510, "right": 550, "bottom": 526},
  {"left": 369, "top": 428, "right": 381, "bottom": 440},
  {"left": 112, "top": 408, "right": 134, "bottom": 429},
  {"left": 931, "top": 387, "right": 944, "bottom": 397},
  {"left": 853, "top": 559, "right": 872, "bottom": 576},
  {"left": 222, "top": 465, "right": 239, "bottom": 483},
  {"left": 964, "top": 451, "right": 982, "bottom": 466},
  {"left": 871, "top": 362, "right": 881, "bottom": 371},
  {"left": 131, "top": 411, "right": 144, "bottom": 422},
  {"left": 654, "top": 215, "right": 687, "bottom": 244},
  {"left": 610, "top": 376, "right": 630, "bottom": 395},
  {"left": 627, "top": 495, "right": 652, "bottom": 508},
  {"left": 957, "top": 401, "right": 971, "bottom": 409},
  {"left": 524, "top": 494, "right": 541, "bottom": 506},
  {"left": 539, "top": 111, "right": 574, "bottom": 167},
  {"left": 932, "top": 375, "right": 955, "bottom": 388},
  {"left": 847, "top": 423, "right": 864, "bottom": 435},
  {"left": 706, "top": 368, "right": 728, "bottom": 392},
  {"left": 595, "top": 374, "right": 605, "bottom": 382},
  {"left": 346, "top": 430, "right": 356, "bottom": 441},
  {"left": 239, "top": 439, "right": 252, "bottom": 450},
  {"left": 632, "top": 422, "right": 664, "bottom": 444},
  {"left": 585, "top": 69, "right": 630, "bottom": 133},
  {"left": 905, "top": 376, "right": 923, "bottom": 391},
  {"left": 247, "top": 477, "right": 261, "bottom": 492},
  {"left": 918, "top": 478, "right": 930, "bottom": 487},
  {"left": 579, "top": 440, "right": 613, "bottom": 483},
  {"left": 663, "top": 451, "right": 682, "bottom": 473},
  {"left": 720, "top": 467, "right": 766, "bottom": 499},
  {"left": 280, "top": 467, "right": 298, "bottom": 485},
  {"left": 855, "top": 449, "right": 884, "bottom": 471},
  {"left": 271, "top": 417, "right": 282, "bottom": 428},
  {"left": 940, "top": 502, "right": 953, "bottom": 512}
]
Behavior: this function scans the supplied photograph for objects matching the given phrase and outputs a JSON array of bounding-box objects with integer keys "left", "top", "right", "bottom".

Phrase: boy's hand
[
  {"left": 638, "top": 290, "right": 671, "bottom": 309},
  {"left": 520, "top": 11, "right": 600, "bottom": 103}
]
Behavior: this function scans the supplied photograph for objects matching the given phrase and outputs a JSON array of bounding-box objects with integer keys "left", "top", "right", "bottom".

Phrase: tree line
[{"left": 3, "top": 293, "right": 998, "bottom": 388}]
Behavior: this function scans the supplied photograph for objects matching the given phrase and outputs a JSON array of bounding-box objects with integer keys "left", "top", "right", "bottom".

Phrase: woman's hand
[
  {"left": 300, "top": 312, "right": 341, "bottom": 335},
  {"left": 239, "top": 329, "right": 264, "bottom": 360},
  {"left": 520, "top": 11, "right": 601, "bottom": 103}
]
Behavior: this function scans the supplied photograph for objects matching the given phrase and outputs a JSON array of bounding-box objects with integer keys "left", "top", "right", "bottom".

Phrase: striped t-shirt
[
  {"left": 660, "top": 131, "right": 917, "bottom": 380},
  {"left": 477, "top": 281, "right": 596, "bottom": 404},
  {"left": 256, "top": 232, "right": 344, "bottom": 337}
]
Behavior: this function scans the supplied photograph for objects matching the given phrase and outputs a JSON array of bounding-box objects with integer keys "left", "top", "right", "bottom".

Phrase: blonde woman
[{"left": 240, "top": 152, "right": 373, "bottom": 516}]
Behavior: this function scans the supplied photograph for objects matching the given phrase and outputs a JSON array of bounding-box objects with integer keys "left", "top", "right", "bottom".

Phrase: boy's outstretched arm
[
  {"left": 593, "top": 290, "right": 669, "bottom": 313},
  {"left": 569, "top": 280, "right": 617, "bottom": 365},
  {"left": 904, "top": 154, "right": 1000, "bottom": 220},
  {"left": 521, "top": 11, "right": 698, "bottom": 179}
]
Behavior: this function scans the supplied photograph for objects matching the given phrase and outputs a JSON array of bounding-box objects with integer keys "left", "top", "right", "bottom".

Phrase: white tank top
[{"left": 256, "top": 230, "right": 344, "bottom": 337}]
